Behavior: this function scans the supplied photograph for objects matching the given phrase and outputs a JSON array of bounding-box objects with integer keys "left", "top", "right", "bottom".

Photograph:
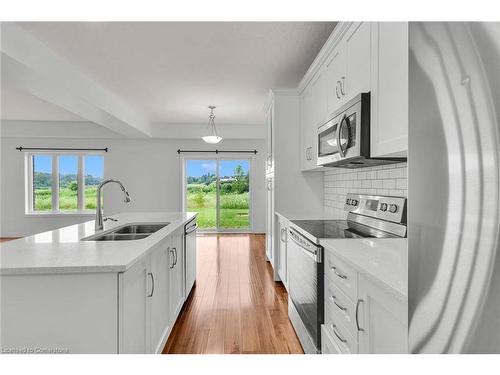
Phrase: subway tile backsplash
[{"left": 324, "top": 162, "right": 408, "bottom": 219}]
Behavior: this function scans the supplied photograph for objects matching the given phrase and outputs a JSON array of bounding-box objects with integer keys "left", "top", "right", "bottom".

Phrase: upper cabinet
[
  {"left": 325, "top": 43, "right": 346, "bottom": 115},
  {"left": 370, "top": 22, "right": 408, "bottom": 158},
  {"left": 297, "top": 22, "right": 408, "bottom": 171},
  {"left": 265, "top": 102, "right": 275, "bottom": 174},
  {"left": 344, "top": 22, "right": 371, "bottom": 103}
]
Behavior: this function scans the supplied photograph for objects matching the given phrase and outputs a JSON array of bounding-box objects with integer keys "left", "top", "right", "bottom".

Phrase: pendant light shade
[{"left": 202, "top": 106, "right": 222, "bottom": 144}]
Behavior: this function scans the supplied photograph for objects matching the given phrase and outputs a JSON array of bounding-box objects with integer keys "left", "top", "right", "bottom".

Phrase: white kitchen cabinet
[
  {"left": 1, "top": 272, "right": 118, "bottom": 354},
  {"left": 370, "top": 22, "right": 408, "bottom": 158},
  {"left": 169, "top": 227, "right": 185, "bottom": 324},
  {"left": 265, "top": 173, "right": 275, "bottom": 265},
  {"left": 357, "top": 274, "right": 408, "bottom": 354},
  {"left": 264, "top": 91, "right": 323, "bottom": 281},
  {"left": 277, "top": 216, "right": 288, "bottom": 290},
  {"left": 299, "top": 85, "right": 316, "bottom": 171},
  {"left": 325, "top": 43, "right": 346, "bottom": 115},
  {"left": 150, "top": 242, "right": 171, "bottom": 353},
  {"left": 118, "top": 255, "right": 152, "bottom": 354},
  {"left": 344, "top": 22, "right": 372, "bottom": 103},
  {"left": 265, "top": 104, "right": 275, "bottom": 174}
]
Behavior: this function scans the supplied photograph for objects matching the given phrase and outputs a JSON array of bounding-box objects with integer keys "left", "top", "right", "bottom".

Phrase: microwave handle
[{"left": 337, "top": 114, "right": 348, "bottom": 158}]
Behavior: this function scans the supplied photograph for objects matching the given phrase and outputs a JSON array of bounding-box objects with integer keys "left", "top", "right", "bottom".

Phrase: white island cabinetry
[{"left": 0, "top": 212, "right": 196, "bottom": 354}]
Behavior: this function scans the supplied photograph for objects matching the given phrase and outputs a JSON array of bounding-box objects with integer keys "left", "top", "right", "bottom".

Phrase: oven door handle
[{"left": 288, "top": 228, "right": 322, "bottom": 263}]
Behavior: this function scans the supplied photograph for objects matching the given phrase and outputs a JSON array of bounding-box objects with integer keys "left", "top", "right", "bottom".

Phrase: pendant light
[{"left": 202, "top": 105, "right": 222, "bottom": 144}]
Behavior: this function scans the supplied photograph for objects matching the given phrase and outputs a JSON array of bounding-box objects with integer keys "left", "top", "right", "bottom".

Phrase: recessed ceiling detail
[{"left": 15, "top": 22, "right": 336, "bottom": 125}]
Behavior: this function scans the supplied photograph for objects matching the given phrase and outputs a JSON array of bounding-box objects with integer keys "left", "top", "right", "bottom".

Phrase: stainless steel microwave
[{"left": 317, "top": 92, "right": 406, "bottom": 168}]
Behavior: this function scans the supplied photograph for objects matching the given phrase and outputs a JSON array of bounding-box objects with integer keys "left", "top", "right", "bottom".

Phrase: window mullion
[
  {"left": 52, "top": 155, "right": 59, "bottom": 212},
  {"left": 78, "top": 156, "right": 85, "bottom": 211}
]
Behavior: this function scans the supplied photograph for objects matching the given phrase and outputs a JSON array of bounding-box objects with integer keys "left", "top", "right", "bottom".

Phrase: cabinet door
[
  {"left": 118, "top": 256, "right": 151, "bottom": 354},
  {"left": 357, "top": 274, "right": 408, "bottom": 353},
  {"left": 150, "top": 241, "right": 171, "bottom": 353},
  {"left": 299, "top": 87, "right": 313, "bottom": 170},
  {"left": 370, "top": 22, "right": 408, "bottom": 157},
  {"left": 265, "top": 175, "right": 274, "bottom": 263},
  {"left": 169, "top": 228, "right": 185, "bottom": 324},
  {"left": 277, "top": 218, "right": 288, "bottom": 289},
  {"left": 325, "top": 43, "right": 346, "bottom": 114},
  {"left": 266, "top": 104, "right": 275, "bottom": 173},
  {"left": 311, "top": 67, "right": 328, "bottom": 127},
  {"left": 344, "top": 22, "right": 371, "bottom": 102}
]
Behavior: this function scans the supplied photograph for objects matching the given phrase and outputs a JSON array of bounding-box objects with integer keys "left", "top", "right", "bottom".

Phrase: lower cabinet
[
  {"left": 322, "top": 249, "right": 408, "bottom": 354},
  {"left": 321, "top": 325, "right": 342, "bottom": 354},
  {"left": 357, "top": 274, "right": 408, "bottom": 354},
  {"left": 277, "top": 216, "right": 288, "bottom": 290},
  {"left": 118, "top": 255, "right": 152, "bottom": 354},
  {"left": 119, "top": 228, "right": 187, "bottom": 354},
  {"left": 150, "top": 241, "right": 171, "bottom": 353},
  {"left": 169, "top": 227, "right": 185, "bottom": 325}
]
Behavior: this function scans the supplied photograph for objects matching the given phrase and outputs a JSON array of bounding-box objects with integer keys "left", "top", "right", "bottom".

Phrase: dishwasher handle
[
  {"left": 288, "top": 228, "right": 322, "bottom": 263},
  {"left": 185, "top": 224, "right": 198, "bottom": 235}
]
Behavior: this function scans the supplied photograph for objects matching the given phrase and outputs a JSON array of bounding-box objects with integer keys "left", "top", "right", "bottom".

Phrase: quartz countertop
[
  {"left": 275, "top": 211, "right": 407, "bottom": 300},
  {"left": 319, "top": 238, "right": 408, "bottom": 300},
  {"left": 0, "top": 212, "right": 197, "bottom": 275}
]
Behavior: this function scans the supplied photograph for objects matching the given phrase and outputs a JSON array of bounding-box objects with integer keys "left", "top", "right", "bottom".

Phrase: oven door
[{"left": 287, "top": 227, "right": 324, "bottom": 351}]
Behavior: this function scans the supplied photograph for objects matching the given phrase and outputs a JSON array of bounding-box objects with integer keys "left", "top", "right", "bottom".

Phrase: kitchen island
[{"left": 0, "top": 212, "right": 197, "bottom": 354}]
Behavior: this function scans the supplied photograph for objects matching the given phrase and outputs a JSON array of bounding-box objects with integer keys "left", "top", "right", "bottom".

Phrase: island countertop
[{"left": 0, "top": 212, "right": 197, "bottom": 276}]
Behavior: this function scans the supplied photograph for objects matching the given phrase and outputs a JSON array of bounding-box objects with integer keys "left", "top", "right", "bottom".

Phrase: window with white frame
[{"left": 26, "top": 153, "right": 104, "bottom": 213}]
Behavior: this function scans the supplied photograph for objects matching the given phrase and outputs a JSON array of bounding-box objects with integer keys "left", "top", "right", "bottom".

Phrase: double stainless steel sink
[{"left": 83, "top": 223, "right": 169, "bottom": 241}]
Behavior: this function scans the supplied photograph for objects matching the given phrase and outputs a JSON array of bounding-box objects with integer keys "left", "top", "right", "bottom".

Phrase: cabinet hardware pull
[
  {"left": 340, "top": 76, "right": 346, "bottom": 95},
  {"left": 333, "top": 298, "right": 347, "bottom": 312},
  {"left": 331, "top": 324, "right": 347, "bottom": 343},
  {"left": 173, "top": 247, "right": 178, "bottom": 267},
  {"left": 331, "top": 266, "right": 347, "bottom": 279},
  {"left": 169, "top": 247, "right": 175, "bottom": 269},
  {"left": 336, "top": 81, "right": 341, "bottom": 99},
  {"left": 356, "top": 299, "right": 365, "bottom": 332},
  {"left": 147, "top": 272, "right": 155, "bottom": 297}
]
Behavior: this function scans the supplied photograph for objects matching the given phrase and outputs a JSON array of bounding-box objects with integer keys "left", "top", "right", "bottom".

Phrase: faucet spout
[{"left": 95, "top": 179, "right": 132, "bottom": 231}]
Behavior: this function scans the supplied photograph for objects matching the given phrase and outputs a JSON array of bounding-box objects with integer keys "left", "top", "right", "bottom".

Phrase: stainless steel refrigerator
[{"left": 409, "top": 22, "right": 500, "bottom": 353}]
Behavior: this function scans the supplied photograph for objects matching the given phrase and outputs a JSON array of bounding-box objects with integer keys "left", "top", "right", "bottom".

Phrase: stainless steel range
[{"left": 287, "top": 193, "right": 407, "bottom": 353}]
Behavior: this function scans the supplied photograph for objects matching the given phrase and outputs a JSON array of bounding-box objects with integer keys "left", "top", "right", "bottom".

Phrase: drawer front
[
  {"left": 325, "top": 279, "right": 358, "bottom": 337},
  {"left": 325, "top": 301, "right": 358, "bottom": 354},
  {"left": 321, "top": 325, "right": 342, "bottom": 354},
  {"left": 324, "top": 251, "right": 358, "bottom": 302}
]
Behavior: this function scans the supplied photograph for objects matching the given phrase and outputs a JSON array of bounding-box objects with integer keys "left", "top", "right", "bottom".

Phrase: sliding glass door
[{"left": 184, "top": 158, "right": 250, "bottom": 231}]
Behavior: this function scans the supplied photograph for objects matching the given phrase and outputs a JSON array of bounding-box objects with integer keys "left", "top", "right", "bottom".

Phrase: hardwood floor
[{"left": 162, "top": 233, "right": 303, "bottom": 354}]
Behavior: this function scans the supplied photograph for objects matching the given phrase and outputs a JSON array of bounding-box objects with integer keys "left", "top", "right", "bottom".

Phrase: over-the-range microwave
[{"left": 317, "top": 92, "right": 406, "bottom": 168}]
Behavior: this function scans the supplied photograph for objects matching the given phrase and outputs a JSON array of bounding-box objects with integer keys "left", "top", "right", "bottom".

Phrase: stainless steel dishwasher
[{"left": 184, "top": 218, "right": 197, "bottom": 298}]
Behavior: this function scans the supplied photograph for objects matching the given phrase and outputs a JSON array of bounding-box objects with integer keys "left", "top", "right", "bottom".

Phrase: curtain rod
[
  {"left": 16, "top": 147, "right": 108, "bottom": 152},
  {"left": 177, "top": 149, "right": 257, "bottom": 154}
]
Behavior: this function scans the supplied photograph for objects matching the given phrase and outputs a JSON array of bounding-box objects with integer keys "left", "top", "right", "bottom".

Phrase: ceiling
[{"left": 10, "top": 22, "right": 336, "bottom": 126}]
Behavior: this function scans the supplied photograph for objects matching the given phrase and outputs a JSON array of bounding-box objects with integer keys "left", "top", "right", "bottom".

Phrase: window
[{"left": 27, "top": 153, "right": 104, "bottom": 213}]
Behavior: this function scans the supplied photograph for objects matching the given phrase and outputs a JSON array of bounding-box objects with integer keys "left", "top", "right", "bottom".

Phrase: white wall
[
  {"left": 0, "top": 133, "right": 266, "bottom": 237},
  {"left": 324, "top": 162, "right": 408, "bottom": 219}
]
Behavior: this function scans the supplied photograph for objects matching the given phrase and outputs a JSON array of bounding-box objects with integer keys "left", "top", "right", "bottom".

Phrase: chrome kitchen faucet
[{"left": 95, "top": 179, "right": 131, "bottom": 230}]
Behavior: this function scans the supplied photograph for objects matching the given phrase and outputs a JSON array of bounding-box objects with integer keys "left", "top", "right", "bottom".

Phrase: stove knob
[
  {"left": 346, "top": 198, "right": 351, "bottom": 205},
  {"left": 389, "top": 204, "right": 398, "bottom": 213},
  {"left": 380, "top": 203, "right": 388, "bottom": 212},
  {"left": 352, "top": 199, "right": 358, "bottom": 206}
]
